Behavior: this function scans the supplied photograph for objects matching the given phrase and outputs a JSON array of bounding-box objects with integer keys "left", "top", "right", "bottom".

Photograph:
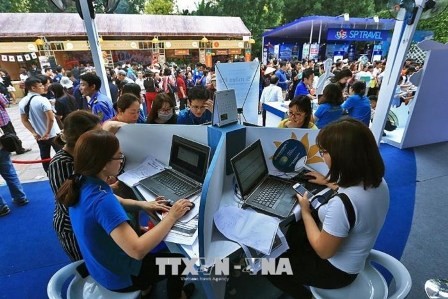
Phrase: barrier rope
[{"left": 11, "top": 158, "right": 52, "bottom": 164}]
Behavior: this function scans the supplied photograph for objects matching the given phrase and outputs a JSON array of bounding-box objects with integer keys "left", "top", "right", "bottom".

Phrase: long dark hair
[
  {"left": 316, "top": 118, "right": 384, "bottom": 189},
  {"left": 147, "top": 93, "right": 175, "bottom": 123},
  {"left": 56, "top": 130, "right": 119, "bottom": 207},
  {"left": 321, "top": 83, "right": 343, "bottom": 105},
  {"left": 54, "top": 110, "right": 101, "bottom": 148}
]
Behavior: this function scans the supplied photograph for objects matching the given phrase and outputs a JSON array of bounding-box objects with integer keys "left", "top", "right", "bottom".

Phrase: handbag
[{"left": 0, "top": 130, "right": 21, "bottom": 152}]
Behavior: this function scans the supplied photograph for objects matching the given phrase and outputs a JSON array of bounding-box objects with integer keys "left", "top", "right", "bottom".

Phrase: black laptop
[
  {"left": 230, "top": 139, "right": 297, "bottom": 218},
  {"left": 138, "top": 135, "right": 210, "bottom": 202}
]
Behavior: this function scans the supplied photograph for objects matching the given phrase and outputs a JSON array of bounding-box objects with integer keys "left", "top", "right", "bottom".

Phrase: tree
[
  {"left": 115, "top": 0, "right": 146, "bottom": 14},
  {"left": 282, "top": 0, "right": 375, "bottom": 23},
  {"left": 214, "top": 0, "right": 285, "bottom": 58},
  {"left": 193, "top": 0, "right": 221, "bottom": 16},
  {"left": 144, "top": 0, "right": 174, "bottom": 15},
  {"left": 418, "top": 8, "right": 448, "bottom": 44}
]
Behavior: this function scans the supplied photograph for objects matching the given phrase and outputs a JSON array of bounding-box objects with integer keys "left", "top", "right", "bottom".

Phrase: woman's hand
[
  {"left": 166, "top": 199, "right": 193, "bottom": 221},
  {"left": 297, "top": 192, "right": 311, "bottom": 214},
  {"left": 307, "top": 171, "right": 327, "bottom": 185},
  {"left": 308, "top": 171, "right": 339, "bottom": 190},
  {"left": 140, "top": 197, "right": 171, "bottom": 214}
]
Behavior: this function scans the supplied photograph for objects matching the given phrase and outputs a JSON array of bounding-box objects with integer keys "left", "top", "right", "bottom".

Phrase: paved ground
[{"left": 1, "top": 101, "right": 49, "bottom": 185}]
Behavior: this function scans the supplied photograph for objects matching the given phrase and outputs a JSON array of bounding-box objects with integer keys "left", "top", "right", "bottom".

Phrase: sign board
[
  {"left": 215, "top": 61, "right": 260, "bottom": 125},
  {"left": 327, "top": 28, "right": 391, "bottom": 42}
]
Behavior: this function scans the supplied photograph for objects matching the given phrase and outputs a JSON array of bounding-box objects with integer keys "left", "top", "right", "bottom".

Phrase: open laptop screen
[
  {"left": 231, "top": 139, "right": 268, "bottom": 198},
  {"left": 170, "top": 135, "right": 210, "bottom": 183}
]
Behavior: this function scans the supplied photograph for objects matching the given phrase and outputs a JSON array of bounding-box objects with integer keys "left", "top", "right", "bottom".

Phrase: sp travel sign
[{"left": 327, "top": 28, "right": 391, "bottom": 42}]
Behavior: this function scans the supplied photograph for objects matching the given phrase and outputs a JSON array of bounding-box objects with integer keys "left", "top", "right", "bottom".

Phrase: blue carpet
[
  {"left": 374, "top": 144, "right": 416, "bottom": 260},
  {"left": 0, "top": 180, "right": 70, "bottom": 299}
]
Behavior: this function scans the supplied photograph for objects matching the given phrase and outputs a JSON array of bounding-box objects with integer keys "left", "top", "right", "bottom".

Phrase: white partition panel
[
  {"left": 116, "top": 124, "right": 208, "bottom": 170},
  {"left": 245, "top": 127, "right": 328, "bottom": 175}
]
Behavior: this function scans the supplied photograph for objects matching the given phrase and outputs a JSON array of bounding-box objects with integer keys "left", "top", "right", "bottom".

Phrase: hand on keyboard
[{"left": 167, "top": 199, "right": 195, "bottom": 219}]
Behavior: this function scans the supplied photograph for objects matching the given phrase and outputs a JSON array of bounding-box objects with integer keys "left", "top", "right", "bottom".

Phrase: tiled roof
[{"left": 0, "top": 13, "right": 251, "bottom": 37}]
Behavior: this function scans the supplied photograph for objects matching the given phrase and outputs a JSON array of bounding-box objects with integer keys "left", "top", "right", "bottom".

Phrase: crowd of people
[
  {"left": 259, "top": 56, "right": 421, "bottom": 130},
  {"left": 0, "top": 55, "right": 422, "bottom": 298}
]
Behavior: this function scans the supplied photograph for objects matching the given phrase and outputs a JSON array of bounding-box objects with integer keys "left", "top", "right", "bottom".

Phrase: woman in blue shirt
[
  {"left": 56, "top": 130, "right": 195, "bottom": 298},
  {"left": 341, "top": 81, "right": 371, "bottom": 126},
  {"left": 314, "top": 83, "right": 344, "bottom": 129}
]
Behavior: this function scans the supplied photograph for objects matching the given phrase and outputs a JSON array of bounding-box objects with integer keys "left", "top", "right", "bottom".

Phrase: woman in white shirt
[{"left": 268, "top": 118, "right": 389, "bottom": 299}]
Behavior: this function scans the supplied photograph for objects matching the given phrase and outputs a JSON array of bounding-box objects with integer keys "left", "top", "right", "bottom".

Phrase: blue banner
[{"left": 327, "top": 28, "right": 391, "bottom": 42}]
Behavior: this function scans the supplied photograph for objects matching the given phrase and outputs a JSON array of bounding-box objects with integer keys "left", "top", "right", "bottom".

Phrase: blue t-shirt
[
  {"left": 88, "top": 91, "right": 116, "bottom": 123},
  {"left": 177, "top": 108, "right": 211, "bottom": 125},
  {"left": 275, "top": 69, "right": 288, "bottom": 91},
  {"left": 315, "top": 103, "right": 343, "bottom": 129},
  {"left": 341, "top": 94, "right": 371, "bottom": 126},
  {"left": 69, "top": 176, "right": 141, "bottom": 290},
  {"left": 294, "top": 81, "right": 309, "bottom": 97}
]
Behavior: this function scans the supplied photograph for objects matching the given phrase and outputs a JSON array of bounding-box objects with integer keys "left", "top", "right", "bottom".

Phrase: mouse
[{"left": 184, "top": 202, "right": 195, "bottom": 215}]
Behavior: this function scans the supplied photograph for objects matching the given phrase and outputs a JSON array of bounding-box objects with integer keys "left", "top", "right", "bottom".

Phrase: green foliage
[
  {"left": 144, "top": 0, "right": 174, "bottom": 15},
  {"left": 115, "top": 0, "right": 146, "bottom": 13},
  {"left": 196, "top": 0, "right": 284, "bottom": 57},
  {"left": 282, "top": 0, "right": 375, "bottom": 23},
  {"left": 418, "top": 8, "right": 448, "bottom": 44},
  {"left": 0, "top": 0, "right": 143, "bottom": 13}
]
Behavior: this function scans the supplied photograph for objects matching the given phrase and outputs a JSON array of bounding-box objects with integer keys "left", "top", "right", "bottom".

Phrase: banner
[
  {"left": 302, "top": 43, "right": 310, "bottom": 60},
  {"left": 215, "top": 61, "right": 260, "bottom": 125},
  {"left": 327, "top": 28, "right": 391, "bottom": 42}
]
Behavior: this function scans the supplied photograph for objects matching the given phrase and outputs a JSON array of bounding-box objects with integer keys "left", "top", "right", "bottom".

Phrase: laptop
[
  {"left": 138, "top": 135, "right": 210, "bottom": 202},
  {"left": 230, "top": 139, "right": 297, "bottom": 218}
]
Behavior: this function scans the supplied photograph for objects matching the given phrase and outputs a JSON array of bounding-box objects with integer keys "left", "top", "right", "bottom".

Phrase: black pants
[
  {"left": 267, "top": 221, "right": 357, "bottom": 299},
  {"left": 37, "top": 137, "right": 62, "bottom": 173},
  {"left": 179, "top": 98, "right": 187, "bottom": 111},
  {"left": 114, "top": 252, "right": 186, "bottom": 299},
  {"left": 1, "top": 121, "right": 25, "bottom": 153}
]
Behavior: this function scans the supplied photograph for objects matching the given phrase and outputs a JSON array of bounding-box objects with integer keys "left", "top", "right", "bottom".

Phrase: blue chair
[
  {"left": 47, "top": 260, "right": 141, "bottom": 299},
  {"left": 310, "top": 249, "right": 412, "bottom": 299}
]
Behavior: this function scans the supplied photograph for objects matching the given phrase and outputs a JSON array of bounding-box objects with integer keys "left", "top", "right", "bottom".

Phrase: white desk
[{"left": 262, "top": 101, "right": 288, "bottom": 127}]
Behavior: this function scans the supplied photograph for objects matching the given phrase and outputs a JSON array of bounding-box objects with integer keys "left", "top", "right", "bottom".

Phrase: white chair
[
  {"left": 310, "top": 249, "right": 412, "bottom": 299},
  {"left": 47, "top": 260, "right": 141, "bottom": 299}
]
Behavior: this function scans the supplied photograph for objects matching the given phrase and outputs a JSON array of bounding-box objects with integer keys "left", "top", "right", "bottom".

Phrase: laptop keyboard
[
  {"left": 154, "top": 171, "right": 195, "bottom": 196},
  {"left": 252, "top": 180, "right": 288, "bottom": 208}
]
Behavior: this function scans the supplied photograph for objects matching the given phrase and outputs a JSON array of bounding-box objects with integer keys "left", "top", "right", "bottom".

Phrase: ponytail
[{"left": 56, "top": 174, "right": 84, "bottom": 207}]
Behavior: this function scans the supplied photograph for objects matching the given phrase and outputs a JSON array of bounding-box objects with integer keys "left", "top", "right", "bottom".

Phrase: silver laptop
[
  {"left": 230, "top": 139, "right": 296, "bottom": 218},
  {"left": 138, "top": 135, "right": 210, "bottom": 202}
]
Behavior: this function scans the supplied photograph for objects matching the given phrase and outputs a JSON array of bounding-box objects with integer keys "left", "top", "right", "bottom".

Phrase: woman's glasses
[
  {"left": 318, "top": 149, "right": 328, "bottom": 156},
  {"left": 111, "top": 153, "right": 125, "bottom": 162}
]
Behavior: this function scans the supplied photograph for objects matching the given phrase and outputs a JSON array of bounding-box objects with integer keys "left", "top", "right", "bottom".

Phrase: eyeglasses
[
  {"left": 190, "top": 105, "right": 207, "bottom": 111},
  {"left": 111, "top": 153, "right": 125, "bottom": 162},
  {"left": 319, "top": 149, "right": 328, "bottom": 156},
  {"left": 288, "top": 111, "right": 306, "bottom": 118}
]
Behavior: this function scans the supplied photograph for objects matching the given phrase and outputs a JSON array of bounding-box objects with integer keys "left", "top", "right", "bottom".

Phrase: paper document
[
  {"left": 118, "top": 154, "right": 165, "bottom": 187},
  {"left": 214, "top": 206, "right": 279, "bottom": 255}
]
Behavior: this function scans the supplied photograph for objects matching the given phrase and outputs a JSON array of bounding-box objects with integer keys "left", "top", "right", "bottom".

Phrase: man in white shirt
[
  {"left": 19, "top": 76, "right": 61, "bottom": 173},
  {"left": 260, "top": 75, "right": 283, "bottom": 126}
]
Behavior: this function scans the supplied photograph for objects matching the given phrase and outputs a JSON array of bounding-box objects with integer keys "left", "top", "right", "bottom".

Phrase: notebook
[
  {"left": 230, "top": 139, "right": 297, "bottom": 218},
  {"left": 138, "top": 135, "right": 210, "bottom": 202}
]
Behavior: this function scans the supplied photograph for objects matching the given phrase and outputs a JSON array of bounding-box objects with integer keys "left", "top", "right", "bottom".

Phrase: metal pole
[
  {"left": 318, "top": 20, "right": 322, "bottom": 45},
  {"left": 78, "top": 0, "right": 112, "bottom": 100},
  {"left": 308, "top": 20, "right": 314, "bottom": 60}
]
